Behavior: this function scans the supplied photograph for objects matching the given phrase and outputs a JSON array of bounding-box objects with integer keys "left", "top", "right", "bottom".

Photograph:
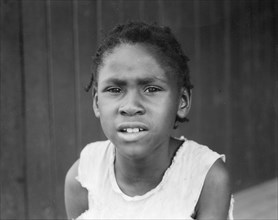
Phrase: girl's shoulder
[
  {"left": 179, "top": 138, "right": 232, "bottom": 219},
  {"left": 195, "top": 154, "right": 232, "bottom": 219},
  {"left": 64, "top": 140, "right": 112, "bottom": 219},
  {"left": 80, "top": 139, "right": 112, "bottom": 158},
  {"left": 75, "top": 140, "right": 113, "bottom": 190},
  {"left": 178, "top": 137, "right": 225, "bottom": 163},
  {"left": 65, "top": 159, "right": 88, "bottom": 219}
]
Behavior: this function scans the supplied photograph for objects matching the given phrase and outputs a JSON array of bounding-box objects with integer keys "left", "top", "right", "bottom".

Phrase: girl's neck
[{"left": 114, "top": 137, "right": 182, "bottom": 196}]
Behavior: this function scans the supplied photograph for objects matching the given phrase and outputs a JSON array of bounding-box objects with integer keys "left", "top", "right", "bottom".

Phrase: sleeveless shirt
[{"left": 75, "top": 138, "right": 234, "bottom": 219}]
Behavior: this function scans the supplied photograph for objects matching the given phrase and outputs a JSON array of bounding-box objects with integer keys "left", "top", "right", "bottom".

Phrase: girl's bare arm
[
  {"left": 196, "top": 159, "right": 231, "bottom": 220},
  {"left": 64, "top": 160, "right": 88, "bottom": 219}
]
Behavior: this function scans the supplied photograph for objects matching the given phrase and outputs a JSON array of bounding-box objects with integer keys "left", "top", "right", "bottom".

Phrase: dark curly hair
[
  {"left": 86, "top": 21, "right": 193, "bottom": 93},
  {"left": 86, "top": 21, "right": 193, "bottom": 123}
]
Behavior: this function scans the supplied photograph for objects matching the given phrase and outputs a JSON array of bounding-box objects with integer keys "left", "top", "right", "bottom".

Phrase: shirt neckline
[{"left": 108, "top": 136, "right": 187, "bottom": 201}]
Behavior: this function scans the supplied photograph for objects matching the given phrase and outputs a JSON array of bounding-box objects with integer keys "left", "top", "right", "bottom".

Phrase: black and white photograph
[{"left": 0, "top": 0, "right": 277, "bottom": 219}]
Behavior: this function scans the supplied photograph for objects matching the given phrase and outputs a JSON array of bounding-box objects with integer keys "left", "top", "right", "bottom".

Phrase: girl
[{"left": 65, "top": 21, "right": 234, "bottom": 219}]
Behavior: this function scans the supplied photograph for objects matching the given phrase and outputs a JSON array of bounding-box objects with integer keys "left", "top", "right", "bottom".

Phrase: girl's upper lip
[{"left": 117, "top": 122, "right": 148, "bottom": 131}]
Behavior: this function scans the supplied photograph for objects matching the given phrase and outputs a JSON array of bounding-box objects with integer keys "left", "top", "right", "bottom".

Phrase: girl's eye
[
  {"left": 144, "top": 86, "right": 161, "bottom": 93},
  {"left": 106, "top": 87, "right": 122, "bottom": 93}
]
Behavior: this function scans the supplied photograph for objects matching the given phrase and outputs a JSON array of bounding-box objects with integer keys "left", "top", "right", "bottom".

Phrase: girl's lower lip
[{"left": 117, "top": 130, "right": 148, "bottom": 142}]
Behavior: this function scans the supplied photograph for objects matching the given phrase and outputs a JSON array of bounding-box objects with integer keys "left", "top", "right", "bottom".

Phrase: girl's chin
[
  {"left": 118, "top": 148, "right": 151, "bottom": 160},
  {"left": 113, "top": 141, "right": 154, "bottom": 159}
]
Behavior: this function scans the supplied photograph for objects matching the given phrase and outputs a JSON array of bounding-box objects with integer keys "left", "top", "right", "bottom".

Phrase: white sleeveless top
[{"left": 76, "top": 138, "right": 234, "bottom": 219}]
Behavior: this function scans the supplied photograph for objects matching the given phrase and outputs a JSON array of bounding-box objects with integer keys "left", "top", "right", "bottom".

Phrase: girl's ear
[
  {"left": 177, "top": 88, "right": 192, "bottom": 120},
  {"left": 93, "top": 92, "right": 100, "bottom": 118}
]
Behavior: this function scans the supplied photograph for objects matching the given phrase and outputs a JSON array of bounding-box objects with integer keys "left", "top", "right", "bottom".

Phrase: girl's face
[{"left": 94, "top": 43, "right": 189, "bottom": 159}]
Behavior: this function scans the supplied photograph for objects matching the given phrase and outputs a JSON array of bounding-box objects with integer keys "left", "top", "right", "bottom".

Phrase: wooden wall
[{"left": 0, "top": 0, "right": 276, "bottom": 219}]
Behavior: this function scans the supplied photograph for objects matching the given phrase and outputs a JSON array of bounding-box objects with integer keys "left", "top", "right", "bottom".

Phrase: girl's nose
[{"left": 119, "top": 91, "right": 145, "bottom": 116}]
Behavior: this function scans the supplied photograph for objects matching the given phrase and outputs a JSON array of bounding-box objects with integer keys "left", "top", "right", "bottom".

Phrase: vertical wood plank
[
  {"left": 97, "top": 0, "right": 103, "bottom": 44},
  {"left": 101, "top": 0, "right": 123, "bottom": 34},
  {"left": 192, "top": 0, "right": 202, "bottom": 139},
  {"left": 138, "top": 0, "right": 144, "bottom": 20},
  {"left": 49, "top": 0, "right": 77, "bottom": 218},
  {"left": 275, "top": 0, "right": 278, "bottom": 169},
  {"left": 122, "top": 0, "right": 141, "bottom": 21},
  {"left": 46, "top": 0, "right": 58, "bottom": 216},
  {"left": 21, "top": 0, "right": 55, "bottom": 218},
  {"left": 223, "top": 0, "right": 232, "bottom": 168},
  {"left": 0, "top": 1, "right": 1, "bottom": 217},
  {"left": 266, "top": 0, "right": 277, "bottom": 179},
  {"left": 196, "top": 0, "right": 225, "bottom": 148},
  {"left": 76, "top": 0, "right": 100, "bottom": 153},
  {"left": 206, "top": 0, "right": 228, "bottom": 153},
  {"left": 231, "top": 0, "right": 253, "bottom": 190},
  {"left": 158, "top": 0, "right": 182, "bottom": 30},
  {"left": 73, "top": 0, "right": 81, "bottom": 155},
  {"left": 138, "top": 0, "right": 159, "bottom": 23},
  {"left": 196, "top": 0, "right": 213, "bottom": 145},
  {"left": 246, "top": 0, "right": 258, "bottom": 182},
  {"left": 251, "top": 0, "right": 276, "bottom": 182},
  {"left": 229, "top": 0, "right": 242, "bottom": 190},
  {"left": 0, "top": 0, "right": 26, "bottom": 218},
  {"left": 251, "top": 0, "right": 264, "bottom": 183}
]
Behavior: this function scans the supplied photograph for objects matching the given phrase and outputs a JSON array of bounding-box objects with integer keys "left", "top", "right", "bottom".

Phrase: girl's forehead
[
  {"left": 99, "top": 43, "right": 176, "bottom": 81},
  {"left": 103, "top": 43, "right": 158, "bottom": 65}
]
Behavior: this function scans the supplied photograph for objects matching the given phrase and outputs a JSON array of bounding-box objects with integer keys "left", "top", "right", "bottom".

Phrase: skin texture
[
  {"left": 64, "top": 160, "right": 88, "bottom": 219},
  {"left": 64, "top": 43, "right": 231, "bottom": 219},
  {"left": 195, "top": 159, "right": 231, "bottom": 220}
]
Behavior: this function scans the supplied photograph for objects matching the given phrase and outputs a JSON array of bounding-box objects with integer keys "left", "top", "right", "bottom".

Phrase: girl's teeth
[
  {"left": 126, "top": 128, "right": 140, "bottom": 133},
  {"left": 132, "top": 128, "right": 139, "bottom": 133},
  {"left": 126, "top": 128, "right": 133, "bottom": 133}
]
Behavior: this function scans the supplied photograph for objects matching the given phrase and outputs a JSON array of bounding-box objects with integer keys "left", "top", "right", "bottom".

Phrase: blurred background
[{"left": 1, "top": 0, "right": 277, "bottom": 219}]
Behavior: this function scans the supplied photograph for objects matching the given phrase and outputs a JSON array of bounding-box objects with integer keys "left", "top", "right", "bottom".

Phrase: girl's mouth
[
  {"left": 117, "top": 123, "right": 149, "bottom": 141},
  {"left": 118, "top": 122, "right": 148, "bottom": 134},
  {"left": 120, "top": 128, "right": 146, "bottom": 133}
]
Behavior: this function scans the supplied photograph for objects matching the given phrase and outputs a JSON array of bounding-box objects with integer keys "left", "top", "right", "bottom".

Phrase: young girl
[{"left": 65, "top": 21, "right": 234, "bottom": 219}]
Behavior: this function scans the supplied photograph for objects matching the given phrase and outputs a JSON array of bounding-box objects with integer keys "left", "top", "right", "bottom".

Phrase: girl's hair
[
  {"left": 86, "top": 21, "right": 193, "bottom": 92},
  {"left": 86, "top": 21, "right": 193, "bottom": 122}
]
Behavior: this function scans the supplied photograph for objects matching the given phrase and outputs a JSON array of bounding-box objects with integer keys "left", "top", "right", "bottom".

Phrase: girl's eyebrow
[
  {"left": 103, "top": 78, "right": 126, "bottom": 86},
  {"left": 102, "top": 77, "right": 168, "bottom": 86},
  {"left": 137, "top": 77, "right": 168, "bottom": 85}
]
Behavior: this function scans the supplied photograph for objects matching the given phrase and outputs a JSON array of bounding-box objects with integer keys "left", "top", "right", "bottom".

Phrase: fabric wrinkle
[{"left": 75, "top": 138, "right": 234, "bottom": 219}]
